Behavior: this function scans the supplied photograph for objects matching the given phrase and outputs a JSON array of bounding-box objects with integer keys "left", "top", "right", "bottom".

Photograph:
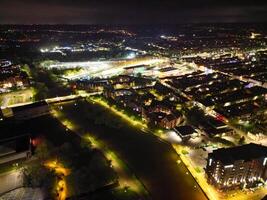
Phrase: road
[
  {"left": 44, "top": 161, "right": 69, "bottom": 200},
  {"left": 55, "top": 101, "right": 207, "bottom": 200},
  {"left": 0, "top": 170, "right": 23, "bottom": 195},
  {"left": 0, "top": 188, "right": 44, "bottom": 200},
  {"left": 45, "top": 92, "right": 100, "bottom": 103},
  {"left": 1, "top": 92, "right": 100, "bottom": 109}
]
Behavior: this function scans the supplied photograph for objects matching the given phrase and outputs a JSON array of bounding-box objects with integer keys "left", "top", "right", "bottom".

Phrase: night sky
[{"left": 1, "top": 0, "right": 267, "bottom": 24}]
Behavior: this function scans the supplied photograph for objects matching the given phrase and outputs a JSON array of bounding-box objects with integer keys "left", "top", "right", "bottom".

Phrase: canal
[{"left": 59, "top": 100, "right": 207, "bottom": 200}]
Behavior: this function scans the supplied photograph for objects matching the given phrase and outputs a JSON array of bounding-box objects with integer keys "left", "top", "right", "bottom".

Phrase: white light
[
  {"left": 209, "top": 158, "right": 212, "bottom": 166},
  {"left": 126, "top": 52, "right": 136, "bottom": 59},
  {"left": 204, "top": 68, "right": 213, "bottom": 74},
  {"left": 263, "top": 157, "right": 267, "bottom": 166},
  {"left": 224, "top": 102, "right": 231, "bottom": 106},
  {"left": 224, "top": 164, "right": 234, "bottom": 169}
]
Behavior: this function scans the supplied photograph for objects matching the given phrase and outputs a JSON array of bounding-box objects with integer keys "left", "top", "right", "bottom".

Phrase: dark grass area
[
  {"left": 0, "top": 115, "right": 119, "bottom": 198},
  {"left": 0, "top": 115, "right": 78, "bottom": 146}
]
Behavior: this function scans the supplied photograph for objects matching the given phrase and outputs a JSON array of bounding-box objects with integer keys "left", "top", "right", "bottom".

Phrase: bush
[
  {"left": 238, "top": 136, "right": 246, "bottom": 145},
  {"left": 181, "top": 150, "right": 189, "bottom": 155},
  {"left": 34, "top": 139, "right": 53, "bottom": 161},
  {"left": 22, "top": 163, "right": 56, "bottom": 198},
  {"left": 213, "top": 137, "right": 235, "bottom": 146}
]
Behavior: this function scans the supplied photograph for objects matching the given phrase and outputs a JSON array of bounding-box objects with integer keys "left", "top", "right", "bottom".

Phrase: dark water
[{"left": 61, "top": 101, "right": 207, "bottom": 200}]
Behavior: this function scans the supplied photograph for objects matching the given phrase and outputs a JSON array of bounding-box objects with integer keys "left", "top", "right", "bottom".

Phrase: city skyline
[{"left": 0, "top": 2, "right": 266, "bottom": 199}]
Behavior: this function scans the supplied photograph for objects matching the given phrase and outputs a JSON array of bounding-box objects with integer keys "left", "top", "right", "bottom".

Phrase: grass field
[{"left": 0, "top": 88, "right": 34, "bottom": 107}]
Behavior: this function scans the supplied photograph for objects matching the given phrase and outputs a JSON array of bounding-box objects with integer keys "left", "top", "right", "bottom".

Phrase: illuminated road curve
[
  {"left": 45, "top": 92, "right": 101, "bottom": 103},
  {"left": 44, "top": 160, "right": 70, "bottom": 200}
]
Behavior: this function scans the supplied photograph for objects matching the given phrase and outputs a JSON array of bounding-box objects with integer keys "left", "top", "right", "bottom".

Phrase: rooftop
[
  {"left": 209, "top": 143, "right": 267, "bottom": 165},
  {"left": 174, "top": 125, "right": 196, "bottom": 136},
  {"left": 12, "top": 101, "right": 48, "bottom": 112}
]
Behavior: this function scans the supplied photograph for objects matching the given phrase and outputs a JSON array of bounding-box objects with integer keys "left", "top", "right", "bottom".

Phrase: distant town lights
[
  {"left": 209, "top": 158, "right": 212, "bottom": 166},
  {"left": 224, "top": 164, "right": 234, "bottom": 169},
  {"left": 250, "top": 32, "right": 261, "bottom": 39},
  {"left": 126, "top": 52, "right": 136, "bottom": 59}
]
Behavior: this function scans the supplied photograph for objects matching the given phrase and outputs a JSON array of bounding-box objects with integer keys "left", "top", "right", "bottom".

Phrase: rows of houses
[
  {"left": 103, "top": 77, "right": 185, "bottom": 130},
  {"left": 0, "top": 61, "right": 29, "bottom": 92},
  {"left": 98, "top": 74, "right": 267, "bottom": 192},
  {"left": 167, "top": 70, "right": 267, "bottom": 123},
  {"left": 73, "top": 75, "right": 155, "bottom": 92}
]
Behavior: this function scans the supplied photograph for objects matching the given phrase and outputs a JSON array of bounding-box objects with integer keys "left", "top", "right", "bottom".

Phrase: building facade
[
  {"left": 206, "top": 143, "right": 267, "bottom": 190},
  {"left": 12, "top": 101, "right": 50, "bottom": 120},
  {"left": 0, "top": 134, "right": 31, "bottom": 165}
]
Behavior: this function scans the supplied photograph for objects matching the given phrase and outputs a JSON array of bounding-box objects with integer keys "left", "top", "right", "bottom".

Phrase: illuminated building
[
  {"left": 206, "top": 143, "right": 267, "bottom": 190},
  {"left": 104, "top": 88, "right": 134, "bottom": 99},
  {"left": 144, "top": 111, "right": 182, "bottom": 129}
]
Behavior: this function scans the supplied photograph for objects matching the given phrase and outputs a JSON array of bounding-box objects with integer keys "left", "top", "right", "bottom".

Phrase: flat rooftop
[
  {"left": 209, "top": 143, "right": 267, "bottom": 165},
  {"left": 12, "top": 101, "right": 48, "bottom": 112},
  {"left": 174, "top": 125, "right": 196, "bottom": 136}
]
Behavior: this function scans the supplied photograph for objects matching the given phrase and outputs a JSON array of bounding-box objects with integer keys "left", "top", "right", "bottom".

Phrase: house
[
  {"left": 144, "top": 100, "right": 174, "bottom": 116},
  {"left": 74, "top": 79, "right": 108, "bottom": 91},
  {"left": 203, "top": 127, "right": 234, "bottom": 137},
  {"left": 159, "top": 113, "right": 182, "bottom": 129},
  {"left": 145, "top": 111, "right": 182, "bottom": 129},
  {"left": 0, "top": 64, "right": 29, "bottom": 91},
  {"left": 142, "top": 97, "right": 183, "bottom": 129},
  {"left": 202, "top": 115, "right": 234, "bottom": 137},
  {"left": 174, "top": 125, "right": 198, "bottom": 140},
  {"left": 104, "top": 88, "right": 134, "bottom": 99},
  {"left": 110, "top": 75, "right": 155, "bottom": 89},
  {"left": 207, "top": 116, "right": 228, "bottom": 129}
]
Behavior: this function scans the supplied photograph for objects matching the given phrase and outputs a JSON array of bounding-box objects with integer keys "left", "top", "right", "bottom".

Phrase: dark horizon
[
  {"left": 1, "top": 22, "right": 267, "bottom": 26},
  {"left": 1, "top": 0, "right": 267, "bottom": 24}
]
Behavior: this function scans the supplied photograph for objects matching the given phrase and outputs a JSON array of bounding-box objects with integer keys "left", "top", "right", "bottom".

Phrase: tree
[
  {"left": 21, "top": 64, "right": 32, "bottom": 77},
  {"left": 22, "top": 163, "right": 56, "bottom": 199},
  {"left": 238, "top": 136, "right": 246, "bottom": 145},
  {"left": 80, "top": 139, "right": 92, "bottom": 149},
  {"left": 186, "top": 106, "right": 205, "bottom": 126},
  {"left": 34, "top": 82, "right": 49, "bottom": 100},
  {"left": 35, "top": 139, "right": 52, "bottom": 161}
]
